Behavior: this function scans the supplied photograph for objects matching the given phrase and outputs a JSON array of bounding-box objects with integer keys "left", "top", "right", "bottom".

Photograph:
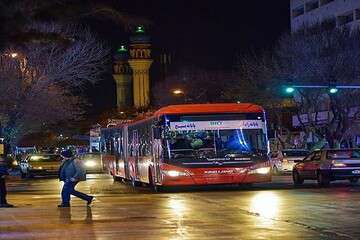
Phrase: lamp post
[
  {"left": 172, "top": 89, "right": 188, "bottom": 103},
  {"left": 172, "top": 89, "right": 184, "bottom": 95}
]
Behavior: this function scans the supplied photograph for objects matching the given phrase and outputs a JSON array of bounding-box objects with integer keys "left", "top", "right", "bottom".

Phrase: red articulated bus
[{"left": 100, "top": 103, "right": 271, "bottom": 191}]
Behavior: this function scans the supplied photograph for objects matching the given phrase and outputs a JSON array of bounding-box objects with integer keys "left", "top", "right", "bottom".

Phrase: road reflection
[
  {"left": 168, "top": 198, "right": 187, "bottom": 217},
  {"left": 167, "top": 198, "right": 188, "bottom": 239},
  {"left": 59, "top": 206, "right": 93, "bottom": 224},
  {"left": 250, "top": 192, "right": 280, "bottom": 225}
]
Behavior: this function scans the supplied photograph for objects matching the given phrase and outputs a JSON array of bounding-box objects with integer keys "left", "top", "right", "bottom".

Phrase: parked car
[
  {"left": 270, "top": 149, "right": 309, "bottom": 174},
  {"left": 79, "top": 153, "right": 104, "bottom": 173},
  {"left": 20, "top": 154, "right": 62, "bottom": 178},
  {"left": 293, "top": 149, "right": 360, "bottom": 186}
]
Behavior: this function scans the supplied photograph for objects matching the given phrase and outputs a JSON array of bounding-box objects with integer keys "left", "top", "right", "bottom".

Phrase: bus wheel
[{"left": 149, "top": 170, "right": 161, "bottom": 192}]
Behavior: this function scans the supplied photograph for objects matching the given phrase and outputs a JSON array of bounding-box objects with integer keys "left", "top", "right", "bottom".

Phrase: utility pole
[{"left": 0, "top": 122, "right": 4, "bottom": 156}]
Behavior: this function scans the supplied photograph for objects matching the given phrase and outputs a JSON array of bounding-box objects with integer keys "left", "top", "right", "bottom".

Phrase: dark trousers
[
  {"left": 61, "top": 181, "right": 92, "bottom": 205},
  {"left": 0, "top": 178, "right": 7, "bottom": 204}
]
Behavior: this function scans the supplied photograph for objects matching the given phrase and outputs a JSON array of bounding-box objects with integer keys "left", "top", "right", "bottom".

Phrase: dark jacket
[
  {"left": 0, "top": 163, "right": 8, "bottom": 177},
  {"left": 59, "top": 158, "right": 86, "bottom": 182}
]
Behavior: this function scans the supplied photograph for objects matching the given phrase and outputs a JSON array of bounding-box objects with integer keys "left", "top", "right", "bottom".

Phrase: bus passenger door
[{"left": 152, "top": 135, "right": 162, "bottom": 184}]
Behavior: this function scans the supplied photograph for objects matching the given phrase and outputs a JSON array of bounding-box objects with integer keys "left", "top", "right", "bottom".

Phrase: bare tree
[
  {"left": 277, "top": 27, "right": 360, "bottom": 148},
  {"left": 0, "top": 23, "right": 110, "bottom": 147},
  {"left": 230, "top": 27, "right": 360, "bottom": 148},
  {"left": 225, "top": 52, "right": 296, "bottom": 149}
]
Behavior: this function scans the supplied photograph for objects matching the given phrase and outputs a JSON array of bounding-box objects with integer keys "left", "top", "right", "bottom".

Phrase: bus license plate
[{"left": 352, "top": 170, "right": 360, "bottom": 174}]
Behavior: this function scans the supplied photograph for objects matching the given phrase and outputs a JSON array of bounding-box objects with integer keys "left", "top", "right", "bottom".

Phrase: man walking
[
  {"left": 0, "top": 146, "right": 14, "bottom": 208},
  {"left": 58, "top": 149, "right": 94, "bottom": 208}
]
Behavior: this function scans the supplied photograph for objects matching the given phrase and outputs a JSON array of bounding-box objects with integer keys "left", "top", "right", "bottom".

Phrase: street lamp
[
  {"left": 10, "top": 53, "right": 18, "bottom": 58},
  {"left": 172, "top": 89, "right": 184, "bottom": 95}
]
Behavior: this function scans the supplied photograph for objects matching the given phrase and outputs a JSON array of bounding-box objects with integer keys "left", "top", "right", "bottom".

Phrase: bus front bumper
[{"left": 161, "top": 167, "right": 272, "bottom": 186}]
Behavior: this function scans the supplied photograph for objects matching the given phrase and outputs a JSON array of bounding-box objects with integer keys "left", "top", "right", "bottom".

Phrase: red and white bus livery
[{"left": 101, "top": 103, "right": 271, "bottom": 190}]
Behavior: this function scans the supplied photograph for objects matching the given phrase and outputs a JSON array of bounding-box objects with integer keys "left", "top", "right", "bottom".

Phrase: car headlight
[
  {"left": 162, "top": 170, "right": 188, "bottom": 177},
  {"left": 332, "top": 161, "right": 346, "bottom": 167},
  {"left": 12, "top": 160, "right": 18, "bottom": 166},
  {"left": 85, "top": 160, "right": 96, "bottom": 167},
  {"left": 250, "top": 167, "right": 271, "bottom": 175}
]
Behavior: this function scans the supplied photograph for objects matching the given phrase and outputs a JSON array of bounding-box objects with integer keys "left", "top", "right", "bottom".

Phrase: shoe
[
  {"left": 87, "top": 196, "right": 94, "bottom": 206},
  {"left": 58, "top": 204, "right": 70, "bottom": 208},
  {"left": 0, "top": 203, "right": 14, "bottom": 208}
]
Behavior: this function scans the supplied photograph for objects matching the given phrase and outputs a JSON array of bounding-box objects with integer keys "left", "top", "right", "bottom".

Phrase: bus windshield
[{"left": 164, "top": 129, "right": 267, "bottom": 160}]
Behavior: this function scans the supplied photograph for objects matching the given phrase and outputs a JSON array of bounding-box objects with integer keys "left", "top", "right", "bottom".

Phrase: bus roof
[
  {"left": 100, "top": 103, "right": 265, "bottom": 131},
  {"left": 154, "top": 103, "right": 264, "bottom": 117}
]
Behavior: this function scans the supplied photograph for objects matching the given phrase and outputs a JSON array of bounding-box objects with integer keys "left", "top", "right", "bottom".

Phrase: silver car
[{"left": 271, "top": 149, "right": 309, "bottom": 174}]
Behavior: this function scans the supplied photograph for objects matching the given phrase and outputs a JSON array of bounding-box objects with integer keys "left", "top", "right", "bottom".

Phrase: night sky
[{"left": 88, "top": 0, "right": 290, "bottom": 114}]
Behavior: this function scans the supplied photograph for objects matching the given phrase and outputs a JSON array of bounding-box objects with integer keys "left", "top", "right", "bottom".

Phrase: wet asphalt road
[{"left": 1, "top": 174, "right": 360, "bottom": 240}]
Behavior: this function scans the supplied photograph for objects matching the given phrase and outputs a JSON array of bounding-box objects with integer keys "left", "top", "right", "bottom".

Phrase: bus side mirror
[{"left": 153, "top": 127, "right": 161, "bottom": 139}]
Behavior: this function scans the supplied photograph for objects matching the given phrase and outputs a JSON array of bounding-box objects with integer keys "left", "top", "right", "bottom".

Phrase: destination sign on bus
[{"left": 169, "top": 120, "right": 264, "bottom": 131}]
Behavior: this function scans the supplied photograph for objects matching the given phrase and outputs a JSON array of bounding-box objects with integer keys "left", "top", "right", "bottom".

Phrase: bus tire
[{"left": 149, "top": 169, "right": 161, "bottom": 192}]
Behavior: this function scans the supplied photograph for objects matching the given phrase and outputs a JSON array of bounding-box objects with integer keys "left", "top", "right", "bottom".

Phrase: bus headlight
[
  {"left": 250, "top": 167, "right": 270, "bottom": 175},
  {"left": 162, "top": 170, "right": 188, "bottom": 177},
  {"left": 85, "top": 160, "right": 96, "bottom": 168}
]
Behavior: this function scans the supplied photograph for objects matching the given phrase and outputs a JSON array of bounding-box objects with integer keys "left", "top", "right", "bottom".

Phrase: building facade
[{"left": 291, "top": 0, "right": 360, "bottom": 32}]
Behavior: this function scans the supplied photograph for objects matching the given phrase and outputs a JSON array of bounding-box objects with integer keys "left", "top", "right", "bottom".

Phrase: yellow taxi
[{"left": 20, "top": 154, "right": 62, "bottom": 178}]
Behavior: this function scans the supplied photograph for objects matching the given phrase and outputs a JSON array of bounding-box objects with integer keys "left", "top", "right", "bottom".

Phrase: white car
[{"left": 271, "top": 149, "right": 309, "bottom": 174}]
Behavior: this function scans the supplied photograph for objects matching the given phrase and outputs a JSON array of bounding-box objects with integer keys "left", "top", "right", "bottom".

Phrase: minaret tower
[
  {"left": 113, "top": 45, "right": 132, "bottom": 109},
  {"left": 128, "top": 26, "right": 153, "bottom": 110}
]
